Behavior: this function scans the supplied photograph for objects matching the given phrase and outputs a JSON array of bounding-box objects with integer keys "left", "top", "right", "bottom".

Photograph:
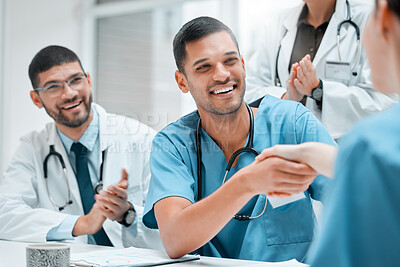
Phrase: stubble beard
[
  {"left": 193, "top": 76, "right": 246, "bottom": 117},
  {"left": 42, "top": 93, "right": 93, "bottom": 128}
]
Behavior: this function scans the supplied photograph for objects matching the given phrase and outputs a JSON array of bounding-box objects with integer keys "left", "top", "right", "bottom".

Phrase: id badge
[{"left": 325, "top": 61, "right": 351, "bottom": 81}]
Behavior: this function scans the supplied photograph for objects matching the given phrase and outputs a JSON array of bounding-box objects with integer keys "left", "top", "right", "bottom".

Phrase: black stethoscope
[
  {"left": 275, "top": 0, "right": 361, "bottom": 87},
  {"left": 43, "top": 145, "right": 105, "bottom": 211},
  {"left": 196, "top": 104, "right": 267, "bottom": 221}
]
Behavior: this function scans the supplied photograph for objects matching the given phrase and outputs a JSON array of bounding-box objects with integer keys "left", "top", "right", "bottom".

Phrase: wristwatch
[
  {"left": 119, "top": 201, "right": 136, "bottom": 227},
  {"left": 311, "top": 79, "right": 323, "bottom": 101}
]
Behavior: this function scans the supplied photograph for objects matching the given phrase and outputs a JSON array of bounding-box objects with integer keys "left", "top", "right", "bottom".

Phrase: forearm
[
  {"left": 72, "top": 210, "right": 106, "bottom": 237},
  {"left": 72, "top": 216, "right": 94, "bottom": 236},
  {"left": 155, "top": 171, "right": 254, "bottom": 258},
  {"left": 302, "top": 142, "right": 338, "bottom": 178}
]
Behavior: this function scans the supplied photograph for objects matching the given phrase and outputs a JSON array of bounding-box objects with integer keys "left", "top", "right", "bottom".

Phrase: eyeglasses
[{"left": 34, "top": 73, "right": 88, "bottom": 97}]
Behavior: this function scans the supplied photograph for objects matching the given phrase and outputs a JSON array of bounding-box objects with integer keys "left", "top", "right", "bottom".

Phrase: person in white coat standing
[
  {"left": 246, "top": 0, "right": 397, "bottom": 139},
  {"left": 0, "top": 45, "right": 162, "bottom": 249}
]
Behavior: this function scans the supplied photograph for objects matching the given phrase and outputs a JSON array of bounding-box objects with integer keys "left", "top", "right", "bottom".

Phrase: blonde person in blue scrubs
[
  {"left": 257, "top": 1, "right": 400, "bottom": 265},
  {"left": 143, "top": 16, "right": 336, "bottom": 262}
]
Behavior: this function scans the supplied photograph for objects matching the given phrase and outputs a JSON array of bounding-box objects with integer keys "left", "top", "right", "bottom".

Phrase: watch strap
[
  {"left": 311, "top": 79, "right": 323, "bottom": 99},
  {"left": 119, "top": 201, "right": 136, "bottom": 227}
]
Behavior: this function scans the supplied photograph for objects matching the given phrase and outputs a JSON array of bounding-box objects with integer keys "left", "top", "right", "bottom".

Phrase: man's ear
[
  {"left": 30, "top": 90, "right": 43, "bottom": 108},
  {"left": 241, "top": 56, "right": 246, "bottom": 78},
  {"left": 378, "top": 0, "right": 393, "bottom": 42},
  {"left": 86, "top": 72, "right": 93, "bottom": 88},
  {"left": 175, "top": 70, "right": 189, "bottom": 93}
]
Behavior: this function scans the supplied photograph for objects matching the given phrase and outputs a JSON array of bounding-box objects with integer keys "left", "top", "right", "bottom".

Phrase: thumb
[
  {"left": 117, "top": 168, "right": 129, "bottom": 188},
  {"left": 255, "top": 146, "right": 277, "bottom": 162},
  {"left": 121, "top": 168, "right": 128, "bottom": 181}
]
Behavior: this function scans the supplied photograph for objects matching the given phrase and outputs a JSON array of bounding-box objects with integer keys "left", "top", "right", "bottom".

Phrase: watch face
[
  {"left": 125, "top": 209, "right": 136, "bottom": 225},
  {"left": 312, "top": 88, "right": 323, "bottom": 100}
]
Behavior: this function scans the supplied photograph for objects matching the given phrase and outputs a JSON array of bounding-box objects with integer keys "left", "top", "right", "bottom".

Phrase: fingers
[
  {"left": 290, "top": 63, "right": 299, "bottom": 80},
  {"left": 279, "top": 159, "right": 317, "bottom": 176},
  {"left": 116, "top": 169, "right": 129, "bottom": 189},
  {"left": 274, "top": 171, "right": 316, "bottom": 185},
  {"left": 271, "top": 181, "right": 312, "bottom": 194},
  {"left": 296, "top": 65, "right": 304, "bottom": 80},
  {"left": 95, "top": 193, "right": 126, "bottom": 219},
  {"left": 255, "top": 146, "right": 278, "bottom": 162},
  {"left": 107, "top": 184, "right": 128, "bottom": 199},
  {"left": 100, "top": 187, "right": 127, "bottom": 203},
  {"left": 293, "top": 78, "right": 304, "bottom": 92},
  {"left": 256, "top": 144, "right": 304, "bottom": 163},
  {"left": 268, "top": 192, "right": 292, "bottom": 198},
  {"left": 256, "top": 156, "right": 317, "bottom": 177},
  {"left": 302, "top": 57, "right": 313, "bottom": 74}
]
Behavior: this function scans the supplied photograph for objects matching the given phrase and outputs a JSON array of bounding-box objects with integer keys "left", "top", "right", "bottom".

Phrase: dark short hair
[
  {"left": 375, "top": 0, "right": 400, "bottom": 18},
  {"left": 28, "top": 45, "right": 85, "bottom": 88},
  {"left": 387, "top": 0, "right": 400, "bottom": 18},
  {"left": 173, "top": 16, "right": 240, "bottom": 74}
]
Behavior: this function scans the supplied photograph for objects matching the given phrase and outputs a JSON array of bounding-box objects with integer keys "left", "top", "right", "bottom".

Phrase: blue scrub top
[
  {"left": 309, "top": 103, "right": 400, "bottom": 267},
  {"left": 144, "top": 95, "right": 335, "bottom": 262}
]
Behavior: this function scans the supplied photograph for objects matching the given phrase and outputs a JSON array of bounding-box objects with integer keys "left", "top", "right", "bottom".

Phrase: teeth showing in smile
[
  {"left": 212, "top": 86, "right": 233, "bottom": 95},
  {"left": 63, "top": 102, "right": 80, "bottom": 110}
]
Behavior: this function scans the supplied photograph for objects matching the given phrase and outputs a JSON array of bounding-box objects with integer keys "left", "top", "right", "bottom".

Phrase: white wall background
[
  {"left": 0, "top": 0, "right": 374, "bottom": 180},
  {"left": 1, "top": 0, "right": 83, "bottom": 177}
]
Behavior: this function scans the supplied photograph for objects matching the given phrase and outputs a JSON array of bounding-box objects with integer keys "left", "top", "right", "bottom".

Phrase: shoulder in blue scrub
[
  {"left": 309, "top": 103, "right": 400, "bottom": 267},
  {"left": 144, "top": 95, "right": 336, "bottom": 262}
]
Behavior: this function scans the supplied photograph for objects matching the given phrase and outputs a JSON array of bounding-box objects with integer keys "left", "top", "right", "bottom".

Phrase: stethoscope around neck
[
  {"left": 274, "top": 0, "right": 361, "bottom": 87},
  {"left": 43, "top": 145, "right": 105, "bottom": 211},
  {"left": 196, "top": 104, "right": 267, "bottom": 221}
]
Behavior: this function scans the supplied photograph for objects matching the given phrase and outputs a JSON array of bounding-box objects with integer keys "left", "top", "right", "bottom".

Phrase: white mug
[{"left": 26, "top": 243, "right": 70, "bottom": 267}]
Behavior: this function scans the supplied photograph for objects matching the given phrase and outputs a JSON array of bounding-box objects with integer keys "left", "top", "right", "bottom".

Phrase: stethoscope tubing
[
  {"left": 43, "top": 145, "right": 105, "bottom": 211},
  {"left": 275, "top": 0, "right": 360, "bottom": 86},
  {"left": 196, "top": 104, "right": 265, "bottom": 221}
]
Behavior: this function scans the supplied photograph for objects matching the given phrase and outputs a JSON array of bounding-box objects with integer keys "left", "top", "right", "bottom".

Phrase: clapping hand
[{"left": 95, "top": 168, "right": 130, "bottom": 222}]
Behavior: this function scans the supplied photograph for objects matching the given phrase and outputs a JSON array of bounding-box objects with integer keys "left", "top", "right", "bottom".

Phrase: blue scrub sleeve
[
  {"left": 294, "top": 105, "right": 336, "bottom": 203},
  {"left": 46, "top": 215, "right": 79, "bottom": 241},
  {"left": 309, "top": 132, "right": 400, "bottom": 267},
  {"left": 143, "top": 133, "right": 197, "bottom": 229}
]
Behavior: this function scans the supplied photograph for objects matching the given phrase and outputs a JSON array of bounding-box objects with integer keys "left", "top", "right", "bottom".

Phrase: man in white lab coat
[
  {"left": 0, "top": 45, "right": 162, "bottom": 249},
  {"left": 246, "top": 0, "right": 397, "bottom": 139}
]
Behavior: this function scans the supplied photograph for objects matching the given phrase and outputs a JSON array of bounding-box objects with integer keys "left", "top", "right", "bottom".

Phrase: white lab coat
[
  {"left": 245, "top": 0, "right": 398, "bottom": 139},
  {"left": 0, "top": 104, "right": 163, "bottom": 250}
]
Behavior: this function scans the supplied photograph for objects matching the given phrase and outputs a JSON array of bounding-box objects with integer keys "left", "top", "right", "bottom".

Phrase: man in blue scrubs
[{"left": 143, "top": 16, "right": 335, "bottom": 262}]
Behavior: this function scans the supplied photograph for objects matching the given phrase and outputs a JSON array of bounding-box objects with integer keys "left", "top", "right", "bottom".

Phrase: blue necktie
[{"left": 71, "top": 142, "right": 112, "bottom": 246}]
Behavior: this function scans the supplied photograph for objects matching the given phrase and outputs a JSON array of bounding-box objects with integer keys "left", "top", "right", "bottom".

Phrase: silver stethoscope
[
  {"left": 196, "top": 104, "right": 267, "bottom": 221},
  {"left": 275, "top": 0, "right": 361, "bottom": 87},
  {"left": 43, "top": 145, "right": 105, "bottom": 211}
]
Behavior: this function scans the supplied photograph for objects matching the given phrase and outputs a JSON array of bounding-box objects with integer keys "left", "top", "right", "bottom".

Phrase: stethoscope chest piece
[
  {"left": 43, "top": 145, "right": 107, "bottom": 210},
  {"left": 93, "top": 182, "right": 103, "bottom": 195}
]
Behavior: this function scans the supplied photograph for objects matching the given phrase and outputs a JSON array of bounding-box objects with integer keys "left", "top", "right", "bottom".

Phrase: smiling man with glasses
[{"left": 0, "top": 45, "right": 162, "bottom": 249}]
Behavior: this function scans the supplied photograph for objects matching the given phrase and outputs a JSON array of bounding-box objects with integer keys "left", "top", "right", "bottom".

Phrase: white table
[{"left": 0, "top": 240, "right": 290, "bottom": 266}]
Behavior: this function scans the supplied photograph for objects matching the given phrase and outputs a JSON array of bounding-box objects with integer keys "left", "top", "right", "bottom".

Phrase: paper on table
[
  {"left": 263, "top": 259, "right": 309, "bottom": 266},
  {"left": 70, "top": 247, "right": 199, "bottom": 267},
  {"left": 267, "top": 192, "right": 306, "bottom": 209}
]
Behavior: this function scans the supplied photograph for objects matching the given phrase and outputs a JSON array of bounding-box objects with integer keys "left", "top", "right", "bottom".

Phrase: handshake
[{"left": 243, "top": 142, "right": 337, "bottom": 198}]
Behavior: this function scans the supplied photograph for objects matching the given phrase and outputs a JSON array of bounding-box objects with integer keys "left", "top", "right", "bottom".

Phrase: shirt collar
[
  {"left": 57, "top": 107, "right": 99, "bottom": 154},
  {"left": 297, "top": 4, "right": 331, "bottom": 28}
]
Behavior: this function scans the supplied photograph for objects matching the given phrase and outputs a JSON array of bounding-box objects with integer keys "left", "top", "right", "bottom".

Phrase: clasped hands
[
  {"left": 72, "top": 169, "right": 131, "bottom": 236},
  {"left": 284, "top": 54, "right": 320, "bottom": 101},
  {"left": 244, "top": 145, "right": 319, "bottom": 199},
  {"left": 248, "top": 142, "right": 337, "bottom": 198}
]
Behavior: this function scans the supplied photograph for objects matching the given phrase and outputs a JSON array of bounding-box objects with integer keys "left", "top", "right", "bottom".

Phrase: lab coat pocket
[{"left": 263, "top": 197, "right": 314, "bottom": 246}]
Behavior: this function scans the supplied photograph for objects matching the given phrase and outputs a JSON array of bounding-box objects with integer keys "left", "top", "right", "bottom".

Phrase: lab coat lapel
[
  {"left": 313, "top": 0, "right": 348, "bottom": 67},
  {"left": 96, "top": 104, "right": 111, "bottom": 183},
  {"left": 48, "top": 123, "right": 84, "bottom": 212},
  {"left": 278, "top": 4, "right": 303, "bottom": 85}
]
